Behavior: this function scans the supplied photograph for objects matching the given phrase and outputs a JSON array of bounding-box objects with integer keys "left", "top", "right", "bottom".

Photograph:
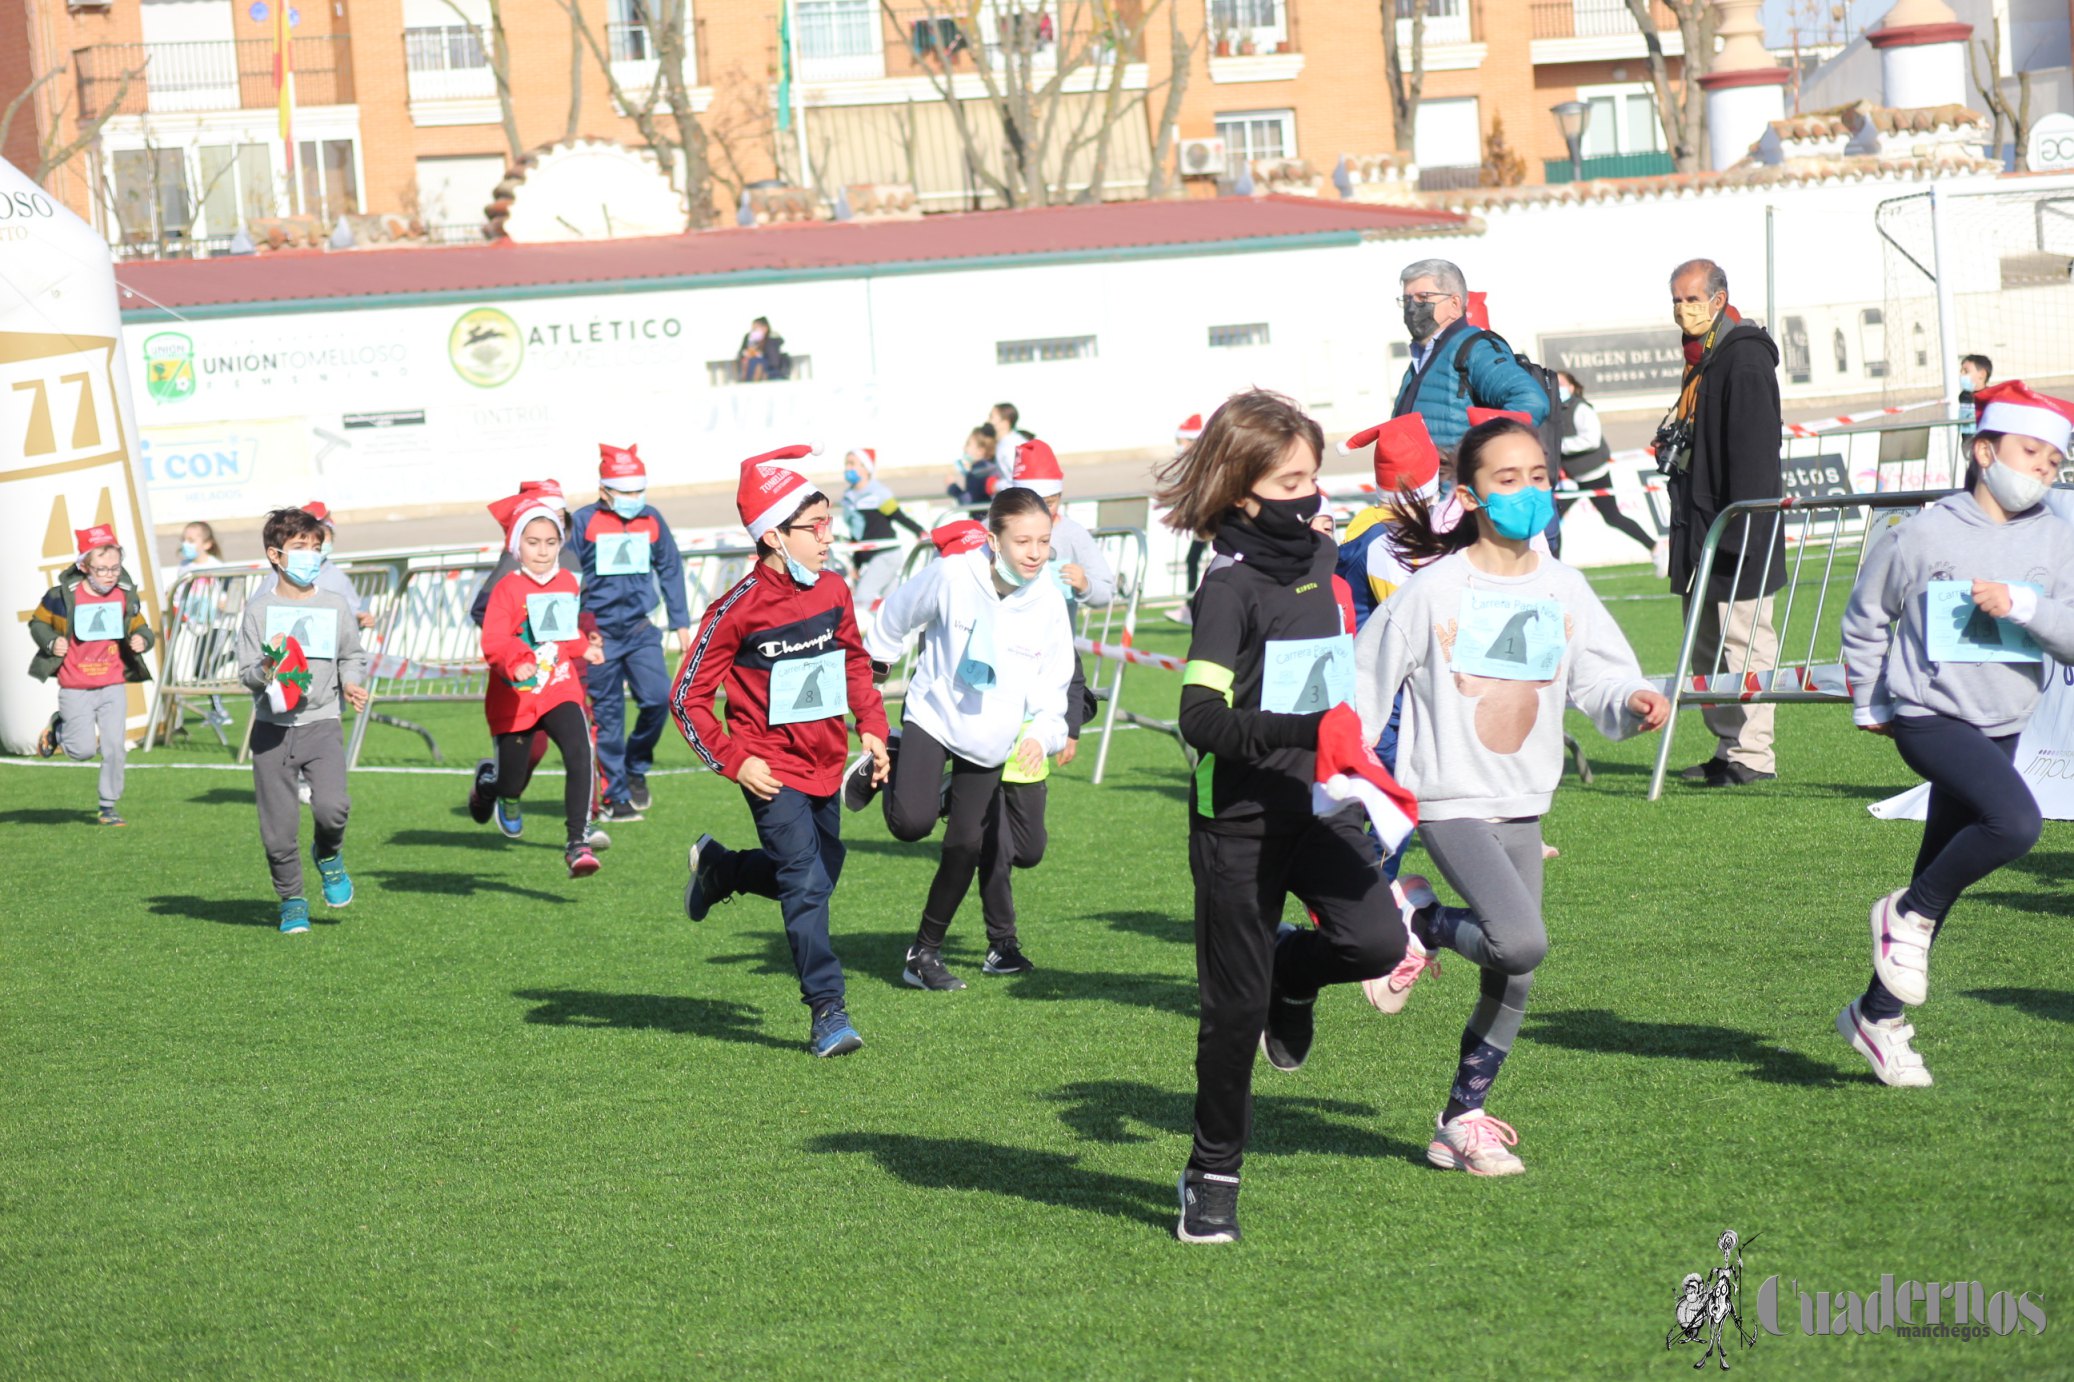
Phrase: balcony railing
[
  {"left": 1543, "top": 150, "right": 1677, "bottom": 182},
  {"left": 1394, "top": 0, "right": 1474, "bottom": 49},
  {"left": 1211, "top": 0, "right": 1297, "bottom": 55},
  {"left": 1530, "top": 0, "right": 1676, "bottom": 40},
  {"left": 889, "top": 3, "right": 1144, "bottom": 78},
  {"left": 608, "top": 20, "right": 655, "bottom": 62},
  {"left": 404, "top": 26, "right": 492, "bottom": 102},
  {"left": 75, "top": 37, "right": 355, "bottom": 120}
]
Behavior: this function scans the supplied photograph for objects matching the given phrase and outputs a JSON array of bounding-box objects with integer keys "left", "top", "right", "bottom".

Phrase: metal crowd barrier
[
  {"left": 145, "top": 560, "right": 271, "bottom": 750},
  {"left": 345, "top": 551, "right": 490, "bottom": 768},
  {"left": 1644, "top": 488, "right": 1950, "bottom": 801},
  {"left": 1081, "top": 526, "right": 1182, "bottom": 785}
]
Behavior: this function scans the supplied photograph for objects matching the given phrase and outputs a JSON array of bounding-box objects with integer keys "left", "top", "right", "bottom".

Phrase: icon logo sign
[
  {"left": 449, "top": 307, "right": 523, "bottom": 388},
  {"left": 143, "top": 332, "right": 195, "bottom": 403},
  {"left": 1668, "top": 1230, "right": 1759, "bottom": 1370}
]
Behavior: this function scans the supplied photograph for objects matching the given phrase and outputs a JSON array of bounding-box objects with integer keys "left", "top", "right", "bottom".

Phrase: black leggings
[
  {"left": 490, "top": 700, "right": 594, "bottom": 845},
  {"left": 1557, "top": 490, "right": 1656, "bottom": 554},
  {"left": 978, "top": 779, "right": 1048, "bottom": 945},
  {"left": 885, "top": 720, "right": 1005, "bottom": 950}
]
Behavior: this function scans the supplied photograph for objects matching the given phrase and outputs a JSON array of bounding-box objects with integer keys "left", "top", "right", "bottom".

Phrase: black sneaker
[
  {"left": 1260, "top": 989, "right": 1316, "bottom": 1072},
  {"left": 902, "top": 946, "right": 967, "bottom": 991},
  {"left": 983, "top": 945, "right": 1034, "bottom": 975},
  {"left": 468, "top": 759, "right": 495, "bottom": 824},
  {"left": 600, "top": 799, "right": 645, "bottom": 824},
  {"left": 809, "top": 1005, "right": 864, "bottom": 1058},
  {"left": 1678, "top": 757, "right": 1729, "bottom": 783},
  {"left": 627, "top": 774, "right": 652, "bottom": 811},
  {"left": 842, "top": 750, "right": 880, "bottom": 813},
  {"left": 684, "top": 833, "right": 733, "bottom": 922},
  {"left": 36, "top": 714, "right": 62, "bottom": 759},
  {"left": 1176, "top": 1170, "right": 1241, "bottom": 1244},
  {"left": 1699, "top": 761, "right": 1777, "bottom": 788}
]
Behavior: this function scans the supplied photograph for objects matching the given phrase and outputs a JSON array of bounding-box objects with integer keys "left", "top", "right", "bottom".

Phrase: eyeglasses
[
  {"left": 1397, "top": 292, "right": 1456, "bottom": 308},
  {"left": 781, "top": 518, "right": 836, "bottom": 539}
]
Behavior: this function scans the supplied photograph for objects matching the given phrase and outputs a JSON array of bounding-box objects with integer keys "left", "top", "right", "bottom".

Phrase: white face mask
[
  {"left": 1982, "top": 457, "right": 2050, "bottom": 514},
  {"left": 521, "top": 564, "right": 559, "bottom": 585}
]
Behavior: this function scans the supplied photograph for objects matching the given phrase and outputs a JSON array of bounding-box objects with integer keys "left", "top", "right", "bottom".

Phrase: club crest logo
[
  {"left": 143, "top": 332, "right": 195, "bottom": 402},
  {"left": 449, "top": 307, "right": 523, "bottom": 388}
]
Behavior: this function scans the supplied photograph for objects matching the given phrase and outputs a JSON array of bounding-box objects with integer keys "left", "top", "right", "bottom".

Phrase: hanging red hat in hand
[
  {"left": 1312, "top": 703, "right": 1417, "bottom": 851},
  {"left": 599, "top": 443, "right": 646, "bottom": 491},
  {"left": 1010, "top": 439, "right": 1065, "bottom": 497},
  {"left": 1467, "top": 407, "right": 1533, "bottom": 429},
  {"left": 738, "top": 444, "right": 822, "bottom": 541},
  {"left": 1339, "top": 414, "right": 1440, "bottom": 499},
  {"left": 930, "top": 518, "right": 989, "bottom": 556},
  {"left": 265, "top": 636, "right": 313, "bottom": 715},
  {"left": 1975, "top": 380, "right": 2074, "bottom": 455}
]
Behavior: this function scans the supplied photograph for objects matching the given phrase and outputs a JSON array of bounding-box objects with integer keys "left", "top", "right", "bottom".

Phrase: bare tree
[
  {"left": 1626, "top": 0, "right": 1716, "bottom": 173},
  {"left": 704, "top": 62, "right": 777, "bottom": 208},
  {"left": 2, "top": 62, "right": 145, "bottom": 187},
  {"left": 560, "top": 0, "right": 716, "bottom": 227},
  {"left": 890, "top": 0, "right": 1170, "bottom": 208},
  {"left": 1145, "top": 0, "right": 1201, "bottom": 197},
  {"left": 1969, "top": 31, "right": 2033, "bottom": 171},
  {"left": 565, "top": 1, "right": 585, "bottom": 142},
  {"left": 441, "top": 0, "right": 524, "bottom": 164},
  {"left": 1380, "top": 0, "right": 1428, "bottom": 155}
]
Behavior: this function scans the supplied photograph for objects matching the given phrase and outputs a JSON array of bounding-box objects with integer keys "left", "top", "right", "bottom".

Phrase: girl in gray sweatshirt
[
  {"left": 1353, "top": 418, "right": 1667, "bottom": 1177},
  {"left": 1835, "top": 381, "right": 2074, "bottom": 1089}
]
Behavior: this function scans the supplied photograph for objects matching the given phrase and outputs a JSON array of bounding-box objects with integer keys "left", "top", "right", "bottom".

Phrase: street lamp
[{"left": 1551, "top": 100, "right": 1591, "bottom": 184}]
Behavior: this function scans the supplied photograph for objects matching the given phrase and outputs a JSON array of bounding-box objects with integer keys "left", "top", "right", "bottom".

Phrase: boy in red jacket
[
  {"left": 671, "top": 444, "right": 891, "bottom": 1058},
  {"left": 469, "top": 489, "right": 608, "bottom": 877}
]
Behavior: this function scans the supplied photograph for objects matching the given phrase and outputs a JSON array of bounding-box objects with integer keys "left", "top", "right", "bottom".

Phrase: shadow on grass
[
  {"left": 386, "top": 828, "right": 511, "bottom": 851},
  {"left": 180, "top": 787, "right": 254, "bottom": 807},
  {"left": 513, "top": 989, "right": 795, "bottom": 1048},
  {"left": 146, "top": 894, "right": 281, "bottom": 928},
  {"left": 1965, "top": 987, "right": 2074, "bottom": 1025},
  {"left": 0, "top": 807, "right": 95, "bottom": 827},
  {"left": 1097, "top": 910, "right": 1192, "bottom": 946},
  {"left": 999, "top": 964, "right": 1197, "bottom": 1018},
  {"left": 364, "top": 869, "right": 572, "bottom": 904},
  {"left": 1524, "top": 1008, "right": 1849, "bottom": 1088},
  {"left": 1965, "top": 888, "right": 2074, "bottom": 915},
  {"left": 2004, "top": 850, "right": 2072, "bottom": 883},
  {"left": 806, "top": 1131, "right": 1172, "bottom": 1229},
  {"left": 1048, "top": 1078, "right": 1427, "bottom": 1162},
  {"left": 707, "top": 928, "right": 918, "bottom": 990}
]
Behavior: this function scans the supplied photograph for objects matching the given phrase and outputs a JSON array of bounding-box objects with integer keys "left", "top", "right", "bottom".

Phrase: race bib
[
  {"left": 525, "top": 592, "right": 580, "bottom": 643},
  {"left": 1452, "top": 590, "right": 1566, "bottom": 681},
  {"left": 768, "top": 649, "right": 849, "bottom": 726},
  {"left": 71, "top": 599, "right": 124, "bottom": 642},
  {"left": 595, "top": 532, "right": 653, "bottom": 576},
  {"left": 264, "top": 602, "right": 338, "bottom": 660},
  {"left": 1925, "top": 580, "right": 2043, "bottom": 664},
  {"left": 1260, "top": 634, "right": 1354, "bottom": 714}
]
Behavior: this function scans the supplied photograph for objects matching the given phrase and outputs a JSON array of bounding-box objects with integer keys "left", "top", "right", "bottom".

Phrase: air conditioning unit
[{"left": 1179, "top": 137, "right": 1225, "bottom": 178}]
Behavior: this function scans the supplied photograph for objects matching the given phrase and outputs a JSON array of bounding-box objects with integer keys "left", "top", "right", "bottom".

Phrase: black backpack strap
[{"left": 1451, "top": 329, "right": 1514, "bottom": 400}]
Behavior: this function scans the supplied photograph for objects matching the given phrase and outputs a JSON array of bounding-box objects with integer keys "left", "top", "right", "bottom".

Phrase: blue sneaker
[
  {"left": 315, "top": 852, "right": 353, "bottom": 908},
  {"left": 809, "top": 1005, "right": 863, "bottom": 1058},
  {"left": 279, "top": 898, "right": 311, "bottom": 934},
  {"left": 495, "top": 797, "right": 523, "bottom": 839},
  {"left": 684, "top": 833, "right": 733, "bottom": 922}
]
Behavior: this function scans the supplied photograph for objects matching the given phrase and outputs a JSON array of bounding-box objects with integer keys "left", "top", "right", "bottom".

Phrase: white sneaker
[
  {"left": 1427, "top": 1109, "right": 1525, "bottom": 1176},
  {"left": 1870, "top": 890, "right": 1935, "bottom": 1006},
  {"left": 1363, "top": 875, "right": 1440, "bottom": 1015},
  {"left": 1836, "top": 998, "right": 1933, "bottom": 1088},
  {"left": 1650, "top": 538, "right": 1670, "bottom": 580}
]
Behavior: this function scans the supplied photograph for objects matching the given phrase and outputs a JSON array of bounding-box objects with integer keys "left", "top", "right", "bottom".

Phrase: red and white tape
[
  {"left": 1782, "top": 401, "right": 1937, "bottom": 439},
  {"left": 1075, "top": 636, "right": 1184, "bottom": 674}
]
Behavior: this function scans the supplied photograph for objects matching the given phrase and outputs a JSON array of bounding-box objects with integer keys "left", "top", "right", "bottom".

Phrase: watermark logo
[
  {"left": 143, "top": 332, "right": 195, "bottom": 403},
  {"left": 449, "top": 307, "right": 523, "bottom": 388},
  {"left": 1755, "top": 1273, "right": 2047, "bottom": 1342},
  {"left": 1668, "top": 1230, "right": 1759, "bottom": 1369}
]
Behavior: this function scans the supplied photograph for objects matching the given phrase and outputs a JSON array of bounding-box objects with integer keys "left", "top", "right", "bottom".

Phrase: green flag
[{"left": 776, "top": 1, "right": 793, "bottom": 132}]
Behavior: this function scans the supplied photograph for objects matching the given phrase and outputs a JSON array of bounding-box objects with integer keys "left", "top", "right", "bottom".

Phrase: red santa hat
[
  {"left": 265, "top": 636, "right": 312, "bottom": 716},
  {"left": 1465, "top": 292, "right": 1490, "bottom": 331},
  {"left": 73, "top": 523, "right": 119, "bottom": 556},
  {"left": 599, "top": 443, "right": 646, "bottom": 492},
  {"left": 302, "top": 500, "right": 333, "bottom": 528},
  {"left": 1010, "top": 438, "right": 1065, "bottom": 498},
  {"left": 1338, "top": 414, "right": 1440, "bottom": 499},
  {"left": 1467, "top": 407, "right": 1533, "bottom": 429},
  {"left": 845, "top": 447, "right": 878, "bottom": 478},
  {"left": 930, "top": 518, "right": 989, "bottom": 557},
  {"left": 1175, "top": 413, "right": 1204, "bottom": 445},
  {"left": 487, "top": 489, "right": 566, "bottom": 556},
  {"left": 737, "top": 444, "right": 822, "bottom": 542},
  {"left": 1975, "top": 381, "right": 2074, "bottom": 455},
  {"left": 519, "top": 478, "right": 567, "bottom": 512},
  {"left": 1312, "top": 704, "right": 1417, "bottom": 852}
]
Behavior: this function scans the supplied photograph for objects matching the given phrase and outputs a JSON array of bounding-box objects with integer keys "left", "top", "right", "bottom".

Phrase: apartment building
[{"left": 3, "top": 0, "right": 1698, "bottom": 253}]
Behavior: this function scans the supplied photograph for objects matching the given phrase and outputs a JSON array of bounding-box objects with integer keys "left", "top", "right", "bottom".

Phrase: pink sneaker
[
  {"left": 1363, "top": 875, "right": 1440, "bottom": 1015},
  {"left": 1427, "top": 1109, "right": 1525, "bottom": 1176}
]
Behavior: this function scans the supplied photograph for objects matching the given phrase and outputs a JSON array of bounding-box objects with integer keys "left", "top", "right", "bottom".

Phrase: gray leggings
[
  {"left": 1417, "top": 817, "right": 1548, "bottom": 1060},
  {"left": 58, "top": 683, "right": 128, "bottom": 809}
]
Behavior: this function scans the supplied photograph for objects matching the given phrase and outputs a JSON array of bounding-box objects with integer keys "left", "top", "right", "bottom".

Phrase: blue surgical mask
[
  {"left": 320, "top": 537, "right": 334, "bottom": 557},
  {"left": 611, "top": 492, "right": 646, "bottom": 521},
  {"left": 994, "top": 550, "right": 1032, "bottom": 589},
  {"left": 783, "top": 551, "right": 820, "bottom": 587},
  {"left": 178, "top": 540, "right": 198, "bottom": 562},
  {"left": 1557, "top": 386, "right": 1574, "bottom": 404},
  {"left": 1473, "top": 485, "right": 1557, "bottom": 542},
  {"left": 844, "top": 468, "right": 862, "bottom": 486},
  {"left": 282, "top": 550, "right": 324, "bottom": 586}
]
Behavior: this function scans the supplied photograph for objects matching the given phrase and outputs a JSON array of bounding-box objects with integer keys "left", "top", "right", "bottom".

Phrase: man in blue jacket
[
  {"left": 1392, "top": 258, "right": 1549, "bottom": 463},
  {"left": 570, "top": 443, "right": 692, "bottom": 821}
]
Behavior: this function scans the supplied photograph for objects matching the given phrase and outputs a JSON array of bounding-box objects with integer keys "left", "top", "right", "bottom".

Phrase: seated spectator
[{"left": 736, "top": 317, "right": 791, "bottom": 382}]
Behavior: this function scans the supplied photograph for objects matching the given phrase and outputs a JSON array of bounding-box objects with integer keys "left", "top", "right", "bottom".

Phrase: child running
[
  {"left": 1353, "top": 416, "right": 1668, "bottom": 1175},
  {"left": 838, "top": 446, "right": 926, "bottom": 618},
  {"left": 469, "top": 489, "right": 608, "bottom": 878},
  {"left": 853, "top": 487, "right": 1076, "bottom": 988},
  {"left": 29, "top": 523, "right": 157, "bottom": 826},
  {"left": 672, "top": 446, "right": 891, "bottom": 1059},
  {"left": 238, "top": 507, "right": 369, "bottom": 933},
  {"left": 1836, "top": 381, "right": 2074, "bottom": 1087},
  {"left": 1158, "top": 390, "right": 1412, "bottom": 1244}
]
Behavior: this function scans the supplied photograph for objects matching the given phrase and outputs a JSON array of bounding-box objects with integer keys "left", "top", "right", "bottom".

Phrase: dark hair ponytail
[{"left": 1386, "top": 417, "right": 1543, "bottom": 567}]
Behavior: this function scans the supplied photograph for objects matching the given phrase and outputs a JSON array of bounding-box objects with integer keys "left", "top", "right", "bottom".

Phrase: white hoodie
[{"left": 867, "top": 548, "right": 1074, "bottom": 768}]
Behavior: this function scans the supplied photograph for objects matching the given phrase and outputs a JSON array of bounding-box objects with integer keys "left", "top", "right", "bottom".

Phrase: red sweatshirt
[
  {"left": 670, "top": 562, "right": 889, "bottom": 796},
  {"left": 481, "top": 566, "right": 590, "bottom": 734}
]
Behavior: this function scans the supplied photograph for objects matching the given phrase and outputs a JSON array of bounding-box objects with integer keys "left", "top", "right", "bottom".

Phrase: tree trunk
[
  {"left": 565, "top": 1, "right": 584, "bottom": 144},
  {"left": 1144, "top": 1, "right": 1195, "bottom": 197},
  {"left": 1381, "top": 0, "right": 1427, "bottom": 155}
]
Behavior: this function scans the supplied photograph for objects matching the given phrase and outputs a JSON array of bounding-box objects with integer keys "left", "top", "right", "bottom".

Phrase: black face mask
[
  {"left": 1403, "top": 299, "right": 1439, "bottom": 342},
  {"left": 1251, "top": 491, "right": 1321, "bottom": 540}
]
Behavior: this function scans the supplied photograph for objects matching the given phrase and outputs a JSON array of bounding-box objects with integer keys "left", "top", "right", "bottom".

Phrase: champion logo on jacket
[{"left": 745, "top": 616, "right": 842, "bottom": 666}]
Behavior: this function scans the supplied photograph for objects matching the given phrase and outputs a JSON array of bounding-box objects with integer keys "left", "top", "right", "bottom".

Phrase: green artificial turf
[{"left": 3, "top": 565, "right": 2070, "bottom": 1380}]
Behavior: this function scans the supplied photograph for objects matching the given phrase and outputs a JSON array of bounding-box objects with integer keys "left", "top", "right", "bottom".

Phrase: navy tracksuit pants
[{"left": 587, "top": 621, "right": 670, "bottom": 805}]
